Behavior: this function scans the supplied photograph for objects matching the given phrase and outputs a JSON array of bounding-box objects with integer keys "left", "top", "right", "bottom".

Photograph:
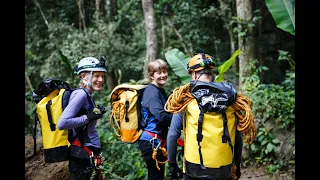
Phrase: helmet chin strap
[
  {"left": 87, "top": 71, "right": 93, "bottom": 88},
  {"left": 81, "top": 71, "right": 93, "bottom": 89}
]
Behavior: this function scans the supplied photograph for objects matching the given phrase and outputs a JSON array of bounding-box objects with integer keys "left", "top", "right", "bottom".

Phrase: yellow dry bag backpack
[
  {"left": 184, "top": 81, "right": 238, "bottom": 170},
  {"left": 32, "top": 78, "right": 91, "bottom": 163},
  {"left": 109, "top": 84, "right": 147, "bottom": 143}
]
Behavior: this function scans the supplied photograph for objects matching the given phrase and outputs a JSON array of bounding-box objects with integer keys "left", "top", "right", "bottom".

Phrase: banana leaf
[
  {"left": 215, "top": 50, "right": 242, "bottom": 82},
  {"left": 165, "top": 49, "right": 191, "bottom": 84},
  {"left": 57, "top": 49, "right": 74, "bottom": 78},
  {"left": 266, "top": 0, "right": 295, "bottom": 36},
  {"left": 165, "top": 48, "right": 241, "bottom": 83}
]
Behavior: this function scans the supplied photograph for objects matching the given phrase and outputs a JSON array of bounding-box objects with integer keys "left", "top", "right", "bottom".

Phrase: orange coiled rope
[
  {"left": 152, "top": 147, "right": 168, "bottom": 170},
  {"left": 231, "top": 164, "right": 237, "bottom": 180},
  {"left": 231, "top": 93, "right": 257, "bottom": 144},
  {"left": 164, "top": 83, "right": 194, "bottom": 114}
]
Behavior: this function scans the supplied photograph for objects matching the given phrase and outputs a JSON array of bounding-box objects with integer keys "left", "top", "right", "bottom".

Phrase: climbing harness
[
  {"left": 72, "top": 139, "right": 104, "bottom": 180},
  {"left": 146, "top": 131, "right": 168, "bottom": 170}
]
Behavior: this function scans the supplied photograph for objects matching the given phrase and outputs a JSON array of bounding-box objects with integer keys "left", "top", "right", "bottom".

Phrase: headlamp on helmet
[{"left": 187, "top": 53, "right": 215, "bottom": 74}]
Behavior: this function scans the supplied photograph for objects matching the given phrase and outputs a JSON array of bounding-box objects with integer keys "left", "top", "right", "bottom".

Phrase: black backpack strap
[
  {"left": 125, "top": 100, "right": 129, "bottom": 122},
  {"left": 33, "top": 110, "right": 38, "bottom": 156},
  {"left": 68, "top": 124, "right": 88, "bottom": 146},
  {"left": 196, "top": 109, "right": 206, "bottom": 169},
  {"left": 45, "top": 100, "right": 56, "bottom": 131},
  {"left": 82, "top": 88, "right": 95, "bottom": 108},
  {"left": 69, "top": 88, "right": 95, "bottom": 147},
  {"left": 222, "top": 112, "right": 233, "bottom": 154}
]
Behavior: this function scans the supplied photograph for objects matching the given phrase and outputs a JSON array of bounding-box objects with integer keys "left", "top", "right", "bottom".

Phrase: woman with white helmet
[{"left": 58, "top": 56, "right": 107, "bottom": 180}]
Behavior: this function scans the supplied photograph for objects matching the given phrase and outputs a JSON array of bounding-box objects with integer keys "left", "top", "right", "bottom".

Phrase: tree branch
[
  {"left": 32, "top": 0, "right": 49, "bottom": 29},
  {"left": 25, "top": 73, "right": 34, "bottom": 91},
  {"left": 166, "top": 19, "right": 189, "bottom": 55}
]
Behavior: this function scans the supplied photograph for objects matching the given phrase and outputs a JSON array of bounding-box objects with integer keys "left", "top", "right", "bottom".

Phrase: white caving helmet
[
  {"left": 75, "top": 56, "right": 107, "bottom": 89},
  {"left": 76, "top": 56, "right": 107, "bottom": 75}
]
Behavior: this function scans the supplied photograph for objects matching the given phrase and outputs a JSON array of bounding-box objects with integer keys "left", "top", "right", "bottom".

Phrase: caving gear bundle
[
  {"left": 109, "top": 84, "right": 147, "bottom": 143},
  {"left": 32, "top": 78, "right": 94, "bottom": 163},
  {"left": 146, "top": 130, "right": 169, "bottom": 170},
  {"left": 165, "top": 81, "right": 256, "bottom": 180}
]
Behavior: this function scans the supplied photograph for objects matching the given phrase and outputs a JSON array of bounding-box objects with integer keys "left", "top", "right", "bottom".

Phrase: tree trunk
[
  {"left": 107, "top": 69, "right": 118, "bottom": 91},
  {"left": 95, "top": 0, "right": 105, "bottom": 20},
  {"left": 142, "top": 0, "right": 158, "bottom": 79},
  {"left": 236, "top": 0, "right": 256, "bottom": 90},
  {"left": 218, "top": 0, "right": 237, "bottom": 56},
  {"left": 105, "top": 0, "right": 119, "bottom": 89},
  {"left": 218, "top": 0, "right": 239, "bottom": 83},
  {"left": 76, "top": 0, "right": 87, "bottom": 32}
]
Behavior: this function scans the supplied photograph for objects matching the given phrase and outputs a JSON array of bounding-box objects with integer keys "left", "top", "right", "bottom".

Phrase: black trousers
[
  {"left": 138, "top": 140, "right": 167, "bottom": 180},
  {"left": 69, "top": 156, "right": 94, "bottom": 180},
  {"left": 68, "top": 145, "right": 101, "bottom": 180}
]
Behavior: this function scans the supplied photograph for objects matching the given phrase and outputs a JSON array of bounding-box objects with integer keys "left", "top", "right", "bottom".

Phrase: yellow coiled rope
[
  {"left": 164, "top": 82, "right": 257, "bottom": 180},
  {"left": 109, "top": 101, "right": 124, "bottom": 140}
]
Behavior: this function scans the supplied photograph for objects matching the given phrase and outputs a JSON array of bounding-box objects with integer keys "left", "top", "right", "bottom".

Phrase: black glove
[
  {"left": 86, "top": 107, "right": 103, "bottom": 122},
  {"left": 169, "top": 162, "right": 183, "bottom": 180},
  {"left": 97, "top": 104, "right": 106, "bottom": 115}
]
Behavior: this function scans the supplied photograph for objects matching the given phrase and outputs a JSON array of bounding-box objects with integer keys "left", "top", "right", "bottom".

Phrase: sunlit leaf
[
  {"left": 215, "top": 50, "right": 241, "bottom": 82},
  {"left": 165, "top": 49, "right": 191, "bottom": 84},
  {"left": 266, "top": 0, "right": 295, "bottom": 35},
  {"left": 57, "top": 49, "right": 74, "bottom": 78}
]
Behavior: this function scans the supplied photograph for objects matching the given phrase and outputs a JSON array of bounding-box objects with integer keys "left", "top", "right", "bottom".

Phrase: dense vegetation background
[{"left": 25, "top": 0, "right": 295, "bottom": 179}]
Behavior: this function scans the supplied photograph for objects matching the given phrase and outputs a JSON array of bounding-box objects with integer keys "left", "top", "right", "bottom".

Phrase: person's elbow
[
  {"left": 57, "top": 118, "right": 66, "bottom": 130},
  {"left": 167, "top": 130, "right": 179, "bottom": 142}
]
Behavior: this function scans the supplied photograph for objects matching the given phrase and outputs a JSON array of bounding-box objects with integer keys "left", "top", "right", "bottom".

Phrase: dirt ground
[{"left": 25, "top": 136, "right": 295, "bottom": 180}]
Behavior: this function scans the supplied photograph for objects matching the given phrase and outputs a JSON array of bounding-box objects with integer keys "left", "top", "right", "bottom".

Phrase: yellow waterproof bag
[{"left": 109, "top": 84, "right": 147, "bottom": 143}]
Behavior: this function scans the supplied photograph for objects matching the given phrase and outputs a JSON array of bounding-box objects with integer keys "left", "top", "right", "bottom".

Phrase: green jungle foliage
[{"left": 26, "top": 0, "right": 295, "bottom": 178}]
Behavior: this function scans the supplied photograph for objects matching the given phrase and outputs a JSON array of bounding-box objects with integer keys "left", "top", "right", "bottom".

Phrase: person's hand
[
  {"left": 169, "top": 162, "right": 183, "bottom": 180},
  {"left": 86, "top": 107, "right": 103, "bottom": 122},
  {"left": 97, "top": 104, "right": 106, "bottom": 115}
]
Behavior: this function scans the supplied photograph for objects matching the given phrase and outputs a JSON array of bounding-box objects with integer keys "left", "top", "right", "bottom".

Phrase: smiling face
[
  {"left": 148, "top": 59, "right": 169, "bottom": 88},
  {"left": 81, "top": 71, "right": 106, "bottom": 92},
  {"left": 150, "top": 69, "right": 168, "bottom": 88}
]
